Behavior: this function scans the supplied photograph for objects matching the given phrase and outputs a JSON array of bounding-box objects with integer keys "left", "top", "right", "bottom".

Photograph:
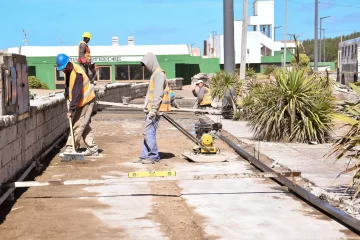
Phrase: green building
[{"left": 6, "top": 43, "right": 220, "bottom": 90}]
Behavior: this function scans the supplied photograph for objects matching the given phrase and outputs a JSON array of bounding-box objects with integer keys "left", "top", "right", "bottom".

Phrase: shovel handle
[{"left": 67, "top": 101, "right": 76, "bottom": 150}]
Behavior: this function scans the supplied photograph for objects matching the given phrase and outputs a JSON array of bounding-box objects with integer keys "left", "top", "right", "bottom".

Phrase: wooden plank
[
  {"left": 97, "top": 101, "right": 221, "bottom": 114},
  {"left": 21, "top": 64, "right": 30, "bottom": 114}
]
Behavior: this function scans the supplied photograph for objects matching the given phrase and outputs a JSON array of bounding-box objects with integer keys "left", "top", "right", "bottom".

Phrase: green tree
[
  {"left": 302, "top": 32, "right": 360, "bottom": 62},
  {"left": 291, "top": 53, "right": 310, "bottom": 68}
]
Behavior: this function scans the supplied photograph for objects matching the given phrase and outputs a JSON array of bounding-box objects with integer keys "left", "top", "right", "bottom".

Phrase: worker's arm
[
  {"left": 78, "top": 43, "right": 89, "bottom": 63},
  {"left": 151, "top": 71, "right": 166, "bottom": 111},
  {"left": 196, "top": 87, "right": 206, "bottom": 103},
  {"left": 192, "top": 89, "right": 198, "bottom": 97},
  {"left": 69, "top": 73, "right": 83, "bottom": 113}
]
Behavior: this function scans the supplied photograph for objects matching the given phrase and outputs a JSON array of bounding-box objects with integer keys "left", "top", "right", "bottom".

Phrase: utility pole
[
  {"left": 223, "top": 0, "right": 235, "bottom": 74},
  {"left": 283, "top": 0, "right": 288, "bottom": 70},
  {"left": 22, "top": 29, "right": 28, "bottom": 46},
  {"left": 223, "top": 0, "right": 235, "bottom": 111},
  {"left": 240, "top": 0, "right": 248, "bottom": 80},
  {"left": 314, "top": 0, "right": 319, "bottom": 71}
]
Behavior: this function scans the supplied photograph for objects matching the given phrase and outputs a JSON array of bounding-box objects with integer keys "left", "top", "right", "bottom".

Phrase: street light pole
[
  {"left": 314, "top": 0, "right": 318, "bottom": 71},
  {"left": 274, "top": 26, "right": 282, "bottom": 41},
  {"left": 323, "top": 29, "right": 326, "bottom": 62},
  {"left": 283, "top": 0, "right": 288, "bottom": 70},
  {"left": 319, "top": 16, "right": 330, "bottom": 63}
]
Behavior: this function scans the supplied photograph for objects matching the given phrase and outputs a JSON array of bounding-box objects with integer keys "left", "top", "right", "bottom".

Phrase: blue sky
[{"left": 0, "top": 0, "right": 359, "bottom": 50}]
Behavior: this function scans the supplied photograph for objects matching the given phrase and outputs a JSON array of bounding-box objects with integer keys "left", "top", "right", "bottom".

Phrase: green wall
[
  {"left": 26, "top": 54, "right": 220, "bottom": 90},
  {"left": 261, "top": 50, "right": 294, "bottom": 63},
  {"left": 309, "top": 62, "right": 335, "bottom": 71}
]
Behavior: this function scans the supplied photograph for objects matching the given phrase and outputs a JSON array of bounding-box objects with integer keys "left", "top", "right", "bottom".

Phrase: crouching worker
[
  {"left": 192, "top": 80, "right": 212, "bottom": 108},
  {"left": 133, "top": 52, "right": 171, "bottom": 164},
  {"left": 170, "top": 89, "right": 180, "bottom": 109},
  {"left": 56, "top": 53, "right": 99, "bottom": 157}
]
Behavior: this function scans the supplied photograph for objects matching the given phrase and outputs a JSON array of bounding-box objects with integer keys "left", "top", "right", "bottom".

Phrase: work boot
[
  {"left": 133, "top": 158, "right": 145, "bottom": 163},
  {"left": 82, "top": 149, "right": 99, "bottom": 156},
  {"left": 141, "top": 159, "right": 158, "bottom": 164}
]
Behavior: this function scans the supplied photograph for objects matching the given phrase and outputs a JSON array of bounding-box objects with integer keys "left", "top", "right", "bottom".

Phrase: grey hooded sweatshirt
[{"left": 141, "top": 52, "right": 166, "bottom": 111}]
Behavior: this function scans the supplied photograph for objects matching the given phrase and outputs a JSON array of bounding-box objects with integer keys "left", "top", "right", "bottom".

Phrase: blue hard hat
[{"left": 56, "top": 53, "right": 70, "bottom": 70}]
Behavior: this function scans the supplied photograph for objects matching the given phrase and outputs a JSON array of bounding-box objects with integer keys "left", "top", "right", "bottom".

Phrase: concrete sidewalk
[{"left": 207, "top": 115, "right": 360, "bottom": 217}]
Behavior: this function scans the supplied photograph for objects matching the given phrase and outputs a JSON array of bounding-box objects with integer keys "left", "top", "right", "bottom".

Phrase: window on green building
[
  {"left": 98, "top": 66, "right": 111, "bottom": 82},
  {"left": 56, "top": 69, "right": 65, "bottom": 81},
  {"left": 115, "top": 65, "right": 129, "bottom": 80},
  {"left": 144, "top": 67, "right": 152, "bottom": 80},
  {"left": 115, "top": 65, "right": 151, "bottom": 81},
  {"left": 129, "top": 65, "right": 143, "bottom": 80},
  {"left": 28, "top": 66, "right": 36, "bottom": 76}
]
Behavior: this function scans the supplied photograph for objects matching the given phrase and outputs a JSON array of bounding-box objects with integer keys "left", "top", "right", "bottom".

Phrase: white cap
[{"left": 195, "top": 80, "right": 204, "bottom": 85}]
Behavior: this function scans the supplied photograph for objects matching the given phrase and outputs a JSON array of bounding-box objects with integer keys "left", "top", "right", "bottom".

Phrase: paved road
[{"left": 0, "top": 110, "right": 358, "bottom": 239}]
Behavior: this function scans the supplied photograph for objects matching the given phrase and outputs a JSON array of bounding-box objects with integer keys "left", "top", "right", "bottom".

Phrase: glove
[
  {"left": 64, "top": 88, "right": 69, "bottom": 100},
  {"left": 148, "top": 109, "right": 157, "bottom": 119}
]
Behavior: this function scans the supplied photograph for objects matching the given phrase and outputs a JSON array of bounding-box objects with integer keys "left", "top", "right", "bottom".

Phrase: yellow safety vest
[
  {"left": 78, "top": 41, "right": 91, "bottom": 62},
  {"left": 69, "top": 63, "right": 95, "bottom": 108},
  {"left": 146, "top": 68, "right": 171, "bottom": 112},
  {"left": 200, "top": 87, "right": 212, "bottom": 106}
]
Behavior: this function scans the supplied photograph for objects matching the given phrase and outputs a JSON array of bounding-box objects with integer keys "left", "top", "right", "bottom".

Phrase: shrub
[
  {"left": 246, "top": 68, "right": 256, "bottom": 78},
  {"left": 28, "top": 76, "right": 49, "bottom": 89},
  {"left": 211, "top": 70, "right": 242, "bottom": 119},
  {"left": 328, "top": 83, "right": 360, "bottom": 198},
  {"left": 264, "top": 65, "right": 276, "bottom": 75},
  {"left": 243, "top": 68, "right": 335, "bottom": 143}
]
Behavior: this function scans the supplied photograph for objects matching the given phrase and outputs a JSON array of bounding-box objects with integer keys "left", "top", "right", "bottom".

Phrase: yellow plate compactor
[{"left": 162, "top": 114, "right": 229, "bottom": 163}]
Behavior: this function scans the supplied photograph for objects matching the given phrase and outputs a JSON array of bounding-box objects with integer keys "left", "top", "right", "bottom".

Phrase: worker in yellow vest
[
  {"left": 56, "top": 53, "right": 99, "bottom": 157},
  {"left": 78, "top": 32, "right": 98, "bottom": 85},
  {"left": 192, "top": 80, "right": 212, "bottom": 108},
  {"left": 133, "top": 52, "right": 171, "bottom": 164}
]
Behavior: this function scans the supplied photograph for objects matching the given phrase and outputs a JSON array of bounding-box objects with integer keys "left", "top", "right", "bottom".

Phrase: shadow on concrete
[
  {"left": 0, "top": 138, "right": 67, "bottom": 225},
  {"left": 159, "top": 152, "right": 176, "bottom": 159}
]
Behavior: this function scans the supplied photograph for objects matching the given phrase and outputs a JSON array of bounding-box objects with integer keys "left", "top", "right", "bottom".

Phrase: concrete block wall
[
  {"left": 0, "top": 83, "right": 149, "bottom": 186},
  {"left": 168, "top": 78, "right": 183, "bottom": 90},
  {"left": 0, "top": 95, "right": 68, "bottom": 185}
]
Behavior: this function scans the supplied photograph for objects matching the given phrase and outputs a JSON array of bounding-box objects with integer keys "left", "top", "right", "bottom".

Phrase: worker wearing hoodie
[{"left": 134, "top": 52, "right": 171, "bottom": 164}]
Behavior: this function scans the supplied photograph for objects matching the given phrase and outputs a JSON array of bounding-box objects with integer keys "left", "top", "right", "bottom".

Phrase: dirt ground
[{"left": 0, "top": 109, "right": 233, "bottom": 240}]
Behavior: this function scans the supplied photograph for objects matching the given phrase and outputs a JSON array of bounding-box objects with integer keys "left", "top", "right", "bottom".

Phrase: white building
[{"left": 204, "top": 0, "right": 296, "bottom": 66}]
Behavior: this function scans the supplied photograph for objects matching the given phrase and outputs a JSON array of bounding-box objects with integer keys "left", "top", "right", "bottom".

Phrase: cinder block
[
  {"left": 1, "top": 144, "right": 13, "bottom": 167},
  {"left": 44, "top": 108, "right": 53, "bottom": 122},
  {"left": 17, "top": 120, "right": 26, "bottom": 136},
  {"left": 36, "top": 111, "right": 45, "bottom": 126},
  {"left": 0, "top": 166, "right": 8, "bottom": 184},
  {"left": 35, "top": 126, "right": 44, "bottom": 141},
  {"left": 25, "top": 116, "right": 37, "bottom": 133},
  {"left": 11, "top": 138, "right": 22, "bottom": 159},
  {"left": 0, "top": 125, "right": 18, "bottom": 149},
  {"left": 43, "top": 131, "right": 54, "bottom": 148},
  {"left": 25, "top": 129, "right": 36, "bottom": 150}
]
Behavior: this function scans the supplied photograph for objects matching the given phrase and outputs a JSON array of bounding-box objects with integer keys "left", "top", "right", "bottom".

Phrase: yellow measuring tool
[{"left": 128, "top": 170, "right": 176, "bottom": 178}]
